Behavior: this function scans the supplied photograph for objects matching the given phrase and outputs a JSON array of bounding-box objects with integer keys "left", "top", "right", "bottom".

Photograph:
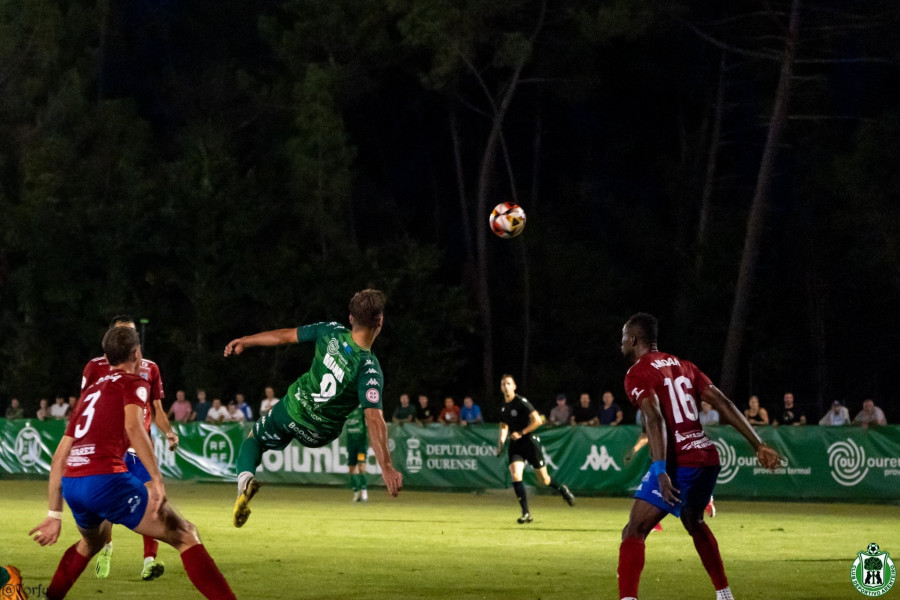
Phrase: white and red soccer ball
[{"left": 489, "top": 202, "right": 526, "bottom": 239}]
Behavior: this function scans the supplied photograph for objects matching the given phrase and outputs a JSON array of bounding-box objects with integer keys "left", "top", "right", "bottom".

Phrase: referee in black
[{"left": 496, "top": 374, "right": 575, "bottom": 523}]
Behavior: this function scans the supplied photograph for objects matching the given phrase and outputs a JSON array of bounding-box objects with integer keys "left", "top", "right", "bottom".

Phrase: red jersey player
[
  {"left": 29, "top": 326, "right": 236, "bottom": 600},
  {"left": 616, "top": 313, "right": 783, "bottom": 600},
  {"left": 82, "top": 315, "right": 179, "bottom": 581}
]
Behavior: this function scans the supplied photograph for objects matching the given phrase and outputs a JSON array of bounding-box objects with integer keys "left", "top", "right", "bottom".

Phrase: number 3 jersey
[
  {"left": 624, "top": 351, "right": 719, "bottom": 467},
  {"left": 64, "top": 371, "right": 152, "bottom": 477},
  {"left": 282, "top": 322, "right": 384, "bottom": 447}
]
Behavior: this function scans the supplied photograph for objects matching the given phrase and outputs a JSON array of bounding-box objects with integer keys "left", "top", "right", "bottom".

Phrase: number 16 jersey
[{"left": 624, "top": 351, "right": 719, "bottom": 467}]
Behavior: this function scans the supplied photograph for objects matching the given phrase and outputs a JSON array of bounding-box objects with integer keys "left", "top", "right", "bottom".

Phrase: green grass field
[{"left": 2, "top": 479, "right": 897, "bottom": 599}]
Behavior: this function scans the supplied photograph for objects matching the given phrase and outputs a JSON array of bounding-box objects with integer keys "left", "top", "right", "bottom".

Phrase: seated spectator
[
  {"left": 853, "top": 398, "right": 887, "bottom": 428},
  {"left": 206, "top": 398, "right": 229, "bottom": 424},
  {"left": 416, "top": 394, "right": 435, "bottom": 425},
  {"left": 167, "top": 390, "right": 195, "bottom": 423},
  {"left": 392, "top": 393, "right": 417, "bottom": 424},
  {"left": 698, "top": 401, "right": 720, "bottom": 426},
  {"left": 439, "top": 396, "right": 460, "bottom": 425},
  {"left": 260, "top": 386, "right": 279, "bottom": 416},
  {"left": 226, "top": 400, "right": 246, "bottom": 423},
  {"left": 548, "top": 394, "right": 571, "bottom": 426},
  {"left": 194, "top": 388, "right": 210, "bottom": 423},
  {"left": 49, "top": 395, "right": 69, "bottom": 420},
  {"left": 5, "top": 398, "right": 24, "bottom": 419},
  {"left": 744, "top": 395, "right": 769, "bottom": 425},
  {"left": 235, "top": 392, "right": 253, "bottom": 421},
  {"left": 599, "top": 391, "right": 623, "bottom": 426},
  {"left": 772, "top": 392, "right": 806, "bottom": 427},
  {"left": 819, "top": 400, "right": 851, "bottom": 426},
  {"left": 570, "top": 393, "right": 599, "bottom": 426},
  {"left": 459, "top": 396, "right": 483, "bottom": 426},
  {"left": 67, "top": 395, "right": 78, "bottom": 419},
  {"left": 36, "top": 398, "right": 50, "bottom": 421}
]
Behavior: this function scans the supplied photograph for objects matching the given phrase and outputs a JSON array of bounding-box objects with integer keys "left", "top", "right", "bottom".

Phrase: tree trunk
[{"left": 720, "top": 0, "right": 801, "bottom": 397}]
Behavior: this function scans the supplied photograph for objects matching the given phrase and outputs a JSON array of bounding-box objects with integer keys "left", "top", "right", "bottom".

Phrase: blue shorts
[
  {"left": 634, "top": 464, "right": 720, "bottom": 518},
  {"left": 62, "top": 472, "right": 148, "bottom": 530},
  {"left": 125, "top": 452, "right": 151, "bottom": 484}
]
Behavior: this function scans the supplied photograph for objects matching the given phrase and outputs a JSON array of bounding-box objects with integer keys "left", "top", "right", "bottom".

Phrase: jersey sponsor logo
[
  {"left": 650, "top": 357, "right": 681, "bottom": 369},
  {"left": 366, "top": 389, "right": 380, "bottom": 404},
  {"left": 69, "top": 445, "right": 95, "bottom": 456},
  {"left": 322, "top": 352, "right": 346, "bottom": 383},
  {"left": 366, "top": 378, "right": 380, "bottom": 386},
  {"left": 579, "top": 445, "right": 622, "bottom": 472},
  {"left": 851, "top": 543, "right": 896, "bottom": 596},
  {"left": 342, "top": 341, "right": 353, "bottom": 356}
]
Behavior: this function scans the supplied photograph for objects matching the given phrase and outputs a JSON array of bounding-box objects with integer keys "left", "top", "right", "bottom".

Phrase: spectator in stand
[
  {"left": 599, "top": 391, "right": 623, "bottom": 426},
  {"left": 698, "top": 401, "right": 720, "bottom": 426},
  {"left": 36, "top": 398, "right": 51, "bottom": 421},
  {"left": 743, "top": 395, "right": 769, "bottom": 426},
  {"left": 416, "top": 394, "right": 435, "bottom": 425},
  {"left": 439, "top": 396, "right": 460, "bottom": 425},
  {"left": 194, "top": 389, "right": 210, "bottom": 423},
  {"left": 167, "top": 390, "right": 195, "bottom": 423},
  {"left": 772, "top": 392, "right": 806, "bottom": 427},
  {"left": 819, "top": 400, "right": 851, "bottom": 426},
  {"left": 67, "top": 396, "right": 78, "bottom": 419},
  {"left": 225, "top": 401, "right": 246, "bottom": 423},
  {"left": 460, "top": 396, "right": 483, "bottom": 426},
  {"left": 49, "top": 395, "right": 69, "bottom": 420},
  {"left": 853, "top": 398, "right": 887, "bottom": 428},
  {"left": 259, "top": 386, "right": 279, "bottom": 417},
  {"left": 549, "top": 394, "right": 572, "bottom": 426},
  {"left": 392, "top": 393, "right": 417, "bottom": 424},
  {"left": 235, "top": 393, "right": 253, "bottom": 421},
  {"left": 570, "top": 393, "right": 599, "bottom": 426},
  {"left": 5, "top": 398, "right": 24, "bottom": 419},
  {"left": 206, "top": 398, "right": 229, "bottom": 424}
]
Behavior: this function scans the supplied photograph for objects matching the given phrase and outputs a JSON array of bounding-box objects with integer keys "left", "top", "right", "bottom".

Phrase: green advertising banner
[{"left": 3, "top": 418, "right": 900, "bottom": 501}]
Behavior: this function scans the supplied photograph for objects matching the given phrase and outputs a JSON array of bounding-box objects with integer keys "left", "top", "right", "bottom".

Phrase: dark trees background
[{"left": 1, "top": 0, "right": 898, "bottom": 423}]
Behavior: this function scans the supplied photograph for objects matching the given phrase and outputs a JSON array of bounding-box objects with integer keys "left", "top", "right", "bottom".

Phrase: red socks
[
  {"left": 691, "top": 522, "right": 729, "bottom": 589},
  {"left": 617, "top": 537, "right": 646, "bottom": 599},
  {"left": 47, "top": 543, "right": 91, "bottom": 600},
  {"left": 181, "top": 544, "right": 237, "bottom": 600},
  {"left": 143, "top": 535, "right": 159, "bottom": 559}
]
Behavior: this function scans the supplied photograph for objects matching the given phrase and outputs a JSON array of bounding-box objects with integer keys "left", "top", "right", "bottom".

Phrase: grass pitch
[{"left": 1, "top": 479, "right": 897, "bottom": 599}]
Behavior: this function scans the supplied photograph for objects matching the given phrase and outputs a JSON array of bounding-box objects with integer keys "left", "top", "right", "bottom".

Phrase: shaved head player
[{"left": 616, "top": 313, "right": 783, "bottom": 600}]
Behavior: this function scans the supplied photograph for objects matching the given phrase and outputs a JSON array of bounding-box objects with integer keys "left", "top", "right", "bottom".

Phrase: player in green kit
[
  {"left": 224, "top": 289, "right": 402, "bottom": 527},
  {"left": 344, "top": 405, "right": 369, "bottom": 502}
]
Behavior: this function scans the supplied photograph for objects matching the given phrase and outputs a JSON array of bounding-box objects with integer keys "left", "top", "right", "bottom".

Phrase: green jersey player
[
  {"left": 224, "top": 289, "right": 402, "bottom": 527},
  {"left": 344, "top": 405, "right": 369, "bottom": 502}
]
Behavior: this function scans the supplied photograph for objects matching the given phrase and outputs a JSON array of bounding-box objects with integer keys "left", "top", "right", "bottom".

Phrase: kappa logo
[
  {"left": 852, "top": 543, "right": 896, "bottom": 596},
  {"left": 365, "top": 359, "right": 373, "bottom": 365},
  {"left": 366, "top": 378, "right": 380, "bottom": 386},
  {"left": 579, "top": 445, "right": 621, "bottom": 472},
  {"left": 366, "top": 368, "right": 378, "bottom": 374}
]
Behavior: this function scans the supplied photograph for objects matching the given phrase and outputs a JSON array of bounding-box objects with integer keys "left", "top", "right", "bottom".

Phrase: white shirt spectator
[
  {"left": 819, "top": 402, "right": 851, "bottom": 426},
  {"left": 206, "top": 401, "right": 230, "bottom": 424}
]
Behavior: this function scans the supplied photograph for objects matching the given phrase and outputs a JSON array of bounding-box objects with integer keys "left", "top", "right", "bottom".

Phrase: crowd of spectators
[{"left": 2, "top": 387, "right": 891, "bottom": 430}]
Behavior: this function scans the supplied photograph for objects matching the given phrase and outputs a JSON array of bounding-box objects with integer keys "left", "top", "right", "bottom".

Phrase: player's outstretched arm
[
  {"left": 701, "top": 385, "right": 783, "bottom": 470},
  {"left": 125, "top": 404, "right": 167, "bottom": 516},
  {"left": 364, "top": 408, "right": 402, "bottom": 497},
  {"left": 30, "top": 435, "right": 73, "bottom": 546},
  {"left": 640, "top": 395, "right": 680, "bottom": 506},
  {"left": 224, "top": 328, "right": 299, "bottom": 356}
]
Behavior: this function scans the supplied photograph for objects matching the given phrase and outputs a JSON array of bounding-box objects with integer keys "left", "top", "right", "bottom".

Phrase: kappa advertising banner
[{"left": 3, "top": 419, "right": 900, "bottom": 500}]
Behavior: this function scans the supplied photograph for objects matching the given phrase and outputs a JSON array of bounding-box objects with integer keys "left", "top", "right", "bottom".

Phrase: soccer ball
[
  {"left": 489, "top": 202, "right": 526, "bottom": 239},
  {"left": 868, "top": 543, "right": 881, "bottom": 555}
]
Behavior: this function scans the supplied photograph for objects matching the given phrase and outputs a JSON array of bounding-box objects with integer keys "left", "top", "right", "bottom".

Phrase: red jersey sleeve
[
  {"left": 125, "top": 378, "right": 152, "bottom": 412},
  {"left": 624, "top": 364, "right": 659, "bottom": 407}
]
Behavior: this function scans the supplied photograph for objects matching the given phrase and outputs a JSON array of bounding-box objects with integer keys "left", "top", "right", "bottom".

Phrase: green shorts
[
  {"left": 346, "top": 436, "right": 369, "bottom": 466},
  {"left": 251, "top": 397, "right": 335, "bottom": 449}
]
